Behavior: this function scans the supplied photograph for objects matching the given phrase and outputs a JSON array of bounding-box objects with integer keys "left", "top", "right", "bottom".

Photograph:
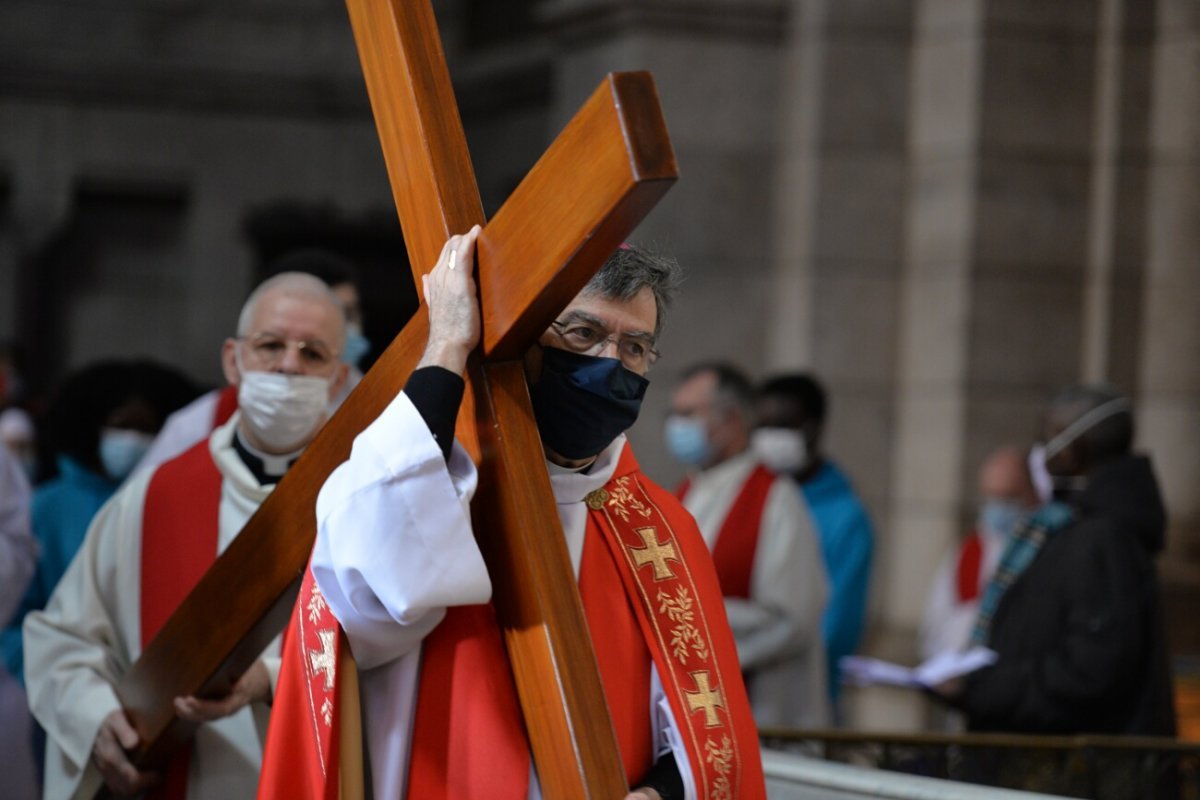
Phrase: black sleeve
[
  {"left": 636, "top": 751, "right": 684, "bottom": 800},
  {"left": 403, "top": 366, "right": 465, "bottom": 463}
]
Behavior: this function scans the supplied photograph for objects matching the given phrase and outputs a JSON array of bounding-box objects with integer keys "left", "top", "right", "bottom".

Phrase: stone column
[
  {"left": 540, "top": 0, "right": 789, "bottom": 484},
  {"left": 1140, "top": 0, "right": 1200, "bottom": 652}
]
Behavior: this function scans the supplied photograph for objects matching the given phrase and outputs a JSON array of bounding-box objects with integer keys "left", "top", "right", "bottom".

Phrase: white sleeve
[
  {"left": 24, "top": 474, "right": 151, "bottom": 800},
  {"left": 727, "top": 478, "right": 826, "bottom": 671},
  {"left": 311, "top": 391, "right": 485, "bottom": 671},
  {"left": 0, "top": 448, "right": 36, "bottom": 626}
]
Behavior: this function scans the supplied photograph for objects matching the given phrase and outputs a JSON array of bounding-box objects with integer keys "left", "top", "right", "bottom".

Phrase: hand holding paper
[{"left": 839, "top": 646, "right": 998, "bottom": 689}]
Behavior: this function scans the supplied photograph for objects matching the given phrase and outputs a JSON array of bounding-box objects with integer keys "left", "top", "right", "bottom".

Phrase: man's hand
[
  {"left": 93, "top": 710, "right": 159, "bottom": 796},
  {"left": 626, "top": 790, "right": 663, "bottom": 800},
  {"left": 173, "top": 659, "right": 271, "bottom": 723},
  {"left": 419, "top": 225, "right": 482, "bottom": 375}
]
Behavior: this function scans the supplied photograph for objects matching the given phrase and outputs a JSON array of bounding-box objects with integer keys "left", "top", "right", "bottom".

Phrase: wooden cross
[{"left": 110, "top": 1, "right": 677, "bottom": 797}]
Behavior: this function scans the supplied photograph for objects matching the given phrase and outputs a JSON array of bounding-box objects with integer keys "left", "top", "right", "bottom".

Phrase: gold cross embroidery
[
  {"left": 684, "top": 670, "right": 726, "bottom": 728},
  {"left": 629, "top": 526, "right": 680, "bottom": 580},
  {"left": 309, "top": 628, "right": 337, "bottom": 691}
]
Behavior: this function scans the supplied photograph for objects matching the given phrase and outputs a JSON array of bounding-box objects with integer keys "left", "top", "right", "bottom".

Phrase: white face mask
[
  {"left": 751, "top": 427, "right": 808, "bottom": 473},
  {"left": 238, "top": 370, "right": 331, "bottom": 452},
  {"left": 99, "top": 428, "right": 154, "bottom": 481}
]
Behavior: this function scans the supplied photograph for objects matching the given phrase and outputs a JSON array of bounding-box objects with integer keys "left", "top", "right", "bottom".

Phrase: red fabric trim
[
  {"left": 956, "top": 531, "right": 985, "bottom": 603},
  {"left": 592, "top": 445, "right": 766, "bottom": 799},
  {"left": 140, "top": 440, "right": 223, "bottom": 800},
  {"left": 258, "top": 561, "right": 340, "bottom": 800},
  {"left": 579, "top": 521, "right": 654, "bottom": 784},
  {"left": 212, "top": 385, "right": 239, "bottom": 429},
  {"left": 710, "top": 464, "right": 774, "bottom": 599}
]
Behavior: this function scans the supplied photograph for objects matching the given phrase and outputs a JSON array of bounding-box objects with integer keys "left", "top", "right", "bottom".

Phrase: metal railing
[{"left": 760, "top": 728, "right": 1200, "bottom": 800}]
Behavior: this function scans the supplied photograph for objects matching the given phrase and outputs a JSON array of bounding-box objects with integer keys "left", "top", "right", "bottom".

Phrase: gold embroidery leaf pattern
[
  {"left": 657, "top": 586, "right": 709, "bottom": 664},
  {"left": 306, "top": 582, "right": 328, "bottom": 624},
  {"left": 607, "top": 476, "right": 654, "bottom": 522},
  {"left": 704, "top": 735, "right": 735, "bottom": 800}
]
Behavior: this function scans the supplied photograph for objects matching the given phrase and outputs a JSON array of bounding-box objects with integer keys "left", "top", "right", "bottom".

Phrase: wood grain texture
[{"left": 113, "top": 1, "right": 678, "bottom": 796}]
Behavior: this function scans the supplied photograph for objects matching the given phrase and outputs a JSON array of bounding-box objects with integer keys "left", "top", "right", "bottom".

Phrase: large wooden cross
[{"left": 112, "top": 1, "right": 677, "bottom": 797}]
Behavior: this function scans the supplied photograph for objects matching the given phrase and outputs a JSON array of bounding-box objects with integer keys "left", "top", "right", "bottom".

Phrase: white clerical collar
[
  {"left": 546, "top": 434, "right": 626, "bottom": 506},
  {"left": 233, "top": 428, "right": 304, "bottom": 480}
]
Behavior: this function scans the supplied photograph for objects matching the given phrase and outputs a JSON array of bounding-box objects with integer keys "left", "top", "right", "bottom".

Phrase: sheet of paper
[{"left": 839, "top": 646, "right": 998, "bottom": 689}]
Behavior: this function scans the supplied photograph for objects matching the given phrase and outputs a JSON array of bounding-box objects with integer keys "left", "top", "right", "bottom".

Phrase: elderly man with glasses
[
  {"left": 25, "top": 272, "right": 348, "bottom": 800},
  {"left": 258, "top": 229, "right": 766, "bottom": 800}
]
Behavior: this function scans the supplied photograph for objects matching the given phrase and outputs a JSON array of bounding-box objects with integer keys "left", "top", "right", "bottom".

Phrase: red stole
[
  {"left": 678, "top": 463, "right": 775, "bottom": 599},
  {"left": 259, "top": 445, "right": 765, "bottom": 799},
  {"left": 140, "top": 440, "right": 224, "bottom": 800},
  {"left": 212, "top": 385, "right": 239, "bottom": 429},
  {"left": 956, "top": 530, "right": 985, "bottom": 603}
]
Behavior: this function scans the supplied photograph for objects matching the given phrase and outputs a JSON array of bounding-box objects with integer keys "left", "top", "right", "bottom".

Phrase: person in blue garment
[
  {"left": 754, "top": 372, "right": 874, "bottom": 719},
  {"left": 1, "top": 360, "right": 196, "bottom": 682}
]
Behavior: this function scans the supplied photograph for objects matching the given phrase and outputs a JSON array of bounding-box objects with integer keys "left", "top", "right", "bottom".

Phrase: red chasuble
[
  {"left": 140, "top": 440, "right": 224, "bottom": 800},
  {"left": 259, "top": 444, "right": 765, "bottom": 799}
]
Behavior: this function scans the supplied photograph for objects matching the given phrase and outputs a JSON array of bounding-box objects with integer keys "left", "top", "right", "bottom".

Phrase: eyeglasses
[
  {"left": 238, "top": 332, "right": 338, "bottom": 371},
  {"left": 549, "top": 319, "right": 660, "bottom": 372}
]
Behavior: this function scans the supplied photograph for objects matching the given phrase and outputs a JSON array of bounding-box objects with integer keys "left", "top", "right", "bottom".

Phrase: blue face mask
[
  {"left": 341, "top": 326, "right": 371, "bottom": 368},
  {"left": 979, "top": 499, "right": 1024, "bottom": 539},
  {"left": 99, "top": 428, "right": 154, "bottom": 482},
  {"left": 529, "top": 347, "right": 649, "bottom": 461},
  {"left": 665, "top": 415, "right": 711, "bottom": 467}
]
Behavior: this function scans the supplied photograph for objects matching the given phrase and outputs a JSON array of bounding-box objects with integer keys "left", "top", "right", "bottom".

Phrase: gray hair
[
  {"left": 1046, "top": 383, "right": 1134, "bottom": 463},
  {"left": 237, "top": 271, "right": 348, "bottom": 350},
  {"left": 682, "top": 361, "right": 756, "bottom": 422},
  {"left": 582, "top": 244, "right": 683, "bottom": 340}
]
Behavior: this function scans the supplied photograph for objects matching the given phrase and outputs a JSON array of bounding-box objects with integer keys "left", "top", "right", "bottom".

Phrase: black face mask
[{"left": 529, "top": 346, "right": 649, "bottom": 460}]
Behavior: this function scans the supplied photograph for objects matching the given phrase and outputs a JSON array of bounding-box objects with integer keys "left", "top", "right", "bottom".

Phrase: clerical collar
[{"left": 233, "top": 429, "right": 302, "bottom": 485}]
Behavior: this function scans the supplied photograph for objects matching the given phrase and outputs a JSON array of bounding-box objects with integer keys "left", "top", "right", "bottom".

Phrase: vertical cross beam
[
  {"left": 109, "top": 4, "right": 677, "bottom": 797},
  {"left": 342, "top": 2, "right": 674, "bottom": 794}
]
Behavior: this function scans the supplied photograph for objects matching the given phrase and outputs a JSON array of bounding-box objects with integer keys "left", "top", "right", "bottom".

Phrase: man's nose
[
  {"left": 596, "top": 337, "right": 620, "bottom": 359},
  {"left": 277, "top": 343, "right": 305, "bottom": 374}
]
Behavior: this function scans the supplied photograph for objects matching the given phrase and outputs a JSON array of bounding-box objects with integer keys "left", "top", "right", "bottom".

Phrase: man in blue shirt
[{"left": 754, "top": 373, "right": 874, "bottom": 718}]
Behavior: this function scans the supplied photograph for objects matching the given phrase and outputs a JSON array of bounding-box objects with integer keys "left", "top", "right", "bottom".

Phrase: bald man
[{"left": 25, "top": 273, "right": 349, "bottom": 799}]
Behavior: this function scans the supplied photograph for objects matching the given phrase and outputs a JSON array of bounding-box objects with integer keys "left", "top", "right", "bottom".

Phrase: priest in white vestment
[
  {"left": 668, "top": 363, "right": 830, "bottom": 728},
  {"left": 24, "top": 272, "right": 349, "bottom": 799}
]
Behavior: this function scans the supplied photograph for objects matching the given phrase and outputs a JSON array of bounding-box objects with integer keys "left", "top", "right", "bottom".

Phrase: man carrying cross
[
  {"left": 24, "top": 272, "right": 350, "bottom": 799},
  {"left": 259, "top": 229, "right": 765, "bottom": 799}
]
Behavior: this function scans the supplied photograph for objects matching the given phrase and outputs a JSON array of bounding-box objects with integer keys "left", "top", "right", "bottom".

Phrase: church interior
[{"left": 2, "top": 0, "right": 1199, "bottom": 796}]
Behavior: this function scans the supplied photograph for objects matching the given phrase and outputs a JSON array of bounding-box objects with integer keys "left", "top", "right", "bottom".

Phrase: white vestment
[
  {"left": 24, "top": 415, "right": 282, "bottom": 800},
  {"left": 681, "top": 450, "right": 830, "bottom": 728},
  {"left": 313, "top": 391, "right": 694, "bottom": 800}
]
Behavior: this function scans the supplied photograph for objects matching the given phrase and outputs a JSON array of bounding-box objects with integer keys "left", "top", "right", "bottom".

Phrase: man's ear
[
  {"left": 327, "top": 363, "right": 350, "bottom": 401},
  {"left": 221, "top": 339, "right": 241, "bottom": 389}
]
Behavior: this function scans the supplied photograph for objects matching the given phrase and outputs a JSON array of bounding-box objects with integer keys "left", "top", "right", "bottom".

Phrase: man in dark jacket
[{"left": 946, "top": 384, "right": 1177, "bottom": 737}]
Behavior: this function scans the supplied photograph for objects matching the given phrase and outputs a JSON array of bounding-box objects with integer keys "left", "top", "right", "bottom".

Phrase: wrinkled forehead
[
  {"left": 559, "top": 285, "right": 658, "bottom": 338},
  {"left": 248, "top": 288, "right": 346, "bottom": 343}
]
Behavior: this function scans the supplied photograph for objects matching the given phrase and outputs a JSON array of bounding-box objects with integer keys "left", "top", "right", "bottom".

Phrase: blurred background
[{"left": 1, "top": 0, "right": 1197, "bottom": 731}]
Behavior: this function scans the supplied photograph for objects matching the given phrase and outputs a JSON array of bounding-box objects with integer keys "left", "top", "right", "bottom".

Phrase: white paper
[{"left": 839, "top": 646, "right": 998, "bottom": 689}]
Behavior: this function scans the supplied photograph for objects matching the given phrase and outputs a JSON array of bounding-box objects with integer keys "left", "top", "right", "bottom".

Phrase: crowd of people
[{"left": 0, "top": 235, "right": 1181, "bottom": 799}]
